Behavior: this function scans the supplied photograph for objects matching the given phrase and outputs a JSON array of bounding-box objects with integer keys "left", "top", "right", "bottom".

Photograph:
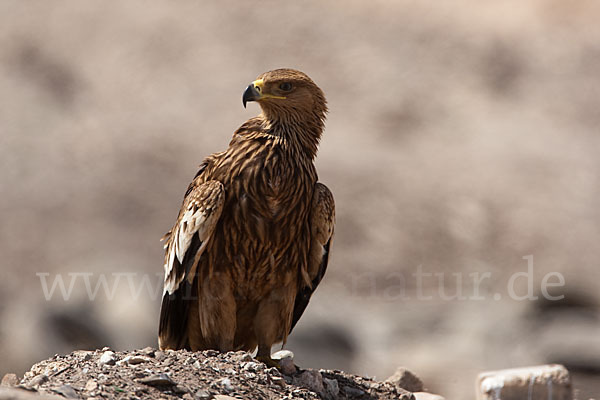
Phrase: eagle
[{"left": 158, "top": 68, "right": 335, "bottom": 367}]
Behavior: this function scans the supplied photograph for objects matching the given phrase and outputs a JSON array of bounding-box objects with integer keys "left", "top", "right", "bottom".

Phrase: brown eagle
[{"left": 158, "top": 68, "right": 335, "bottom": 366}]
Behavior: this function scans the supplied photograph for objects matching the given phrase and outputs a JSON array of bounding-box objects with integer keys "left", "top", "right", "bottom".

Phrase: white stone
[
  {"left": 477, "top": 364, "right": 572, "bottom": 400},
  {"left": 414, "top": 392, "right": 446, "bottom": 400},
  {"left": 98, "top": 351, "right": 116, "bottom": 366}
]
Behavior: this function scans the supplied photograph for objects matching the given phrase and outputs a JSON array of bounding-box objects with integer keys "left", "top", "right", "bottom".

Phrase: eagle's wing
[
  {"left": 158, "top": 171, "right": 225, "bottom": 350},
  {"left": 290, "top": 182, "right": 335, "bottom": 332}
]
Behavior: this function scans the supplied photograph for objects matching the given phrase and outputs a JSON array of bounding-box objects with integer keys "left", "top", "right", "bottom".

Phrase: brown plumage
[{"left": 158, "top": 68, "right": 335, "bottom": 365}]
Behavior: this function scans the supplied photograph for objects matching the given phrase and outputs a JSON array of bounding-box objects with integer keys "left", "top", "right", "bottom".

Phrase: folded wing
[
  {"left": 291, "top": 182, "right": 335, "bottom": 332},
  {"left": 158, "top": 176, "right": 224, "bottom": 349}
]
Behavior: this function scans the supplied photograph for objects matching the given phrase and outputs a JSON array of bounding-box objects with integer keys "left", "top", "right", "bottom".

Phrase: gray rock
[
  {"left": 174, "top": 384, "right": 189, "bottom": 394},
  {"left": 386, "top": 367, "right": 424, "bottom": 392},
  {"left": 154, "top": 351, "right": 166, "bottom": 362},
  {"left": 344, "top": 386, "right": 365, "bottom": 396},
  {"left": 139, "top": 374, "right": 176, "bottom": 387},
  {"left": 295, "top": 370, "right": 324, "bottom": 394},
  {"left": 280, "top": 358, "right": 297, "bottom": 375},
  {"left": 323, "top": 377, "right": 339, "bottom": 397},
  {"left": 51, "top": 384, "right": 79, "bottom": 399},
  {"left": 140, "top": 347, "right": 155, "bottom": 357},
  {"left": 272, "top": 350, "right": 297, "bottom": 375},
  {"left": 28, "top": 374, "right": 48, "bottom": 388},
  {"left": 117, "top": 355, "right": 150, "bottom": 366}
]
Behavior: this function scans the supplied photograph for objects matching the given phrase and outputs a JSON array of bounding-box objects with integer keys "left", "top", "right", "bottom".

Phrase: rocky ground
[
  {"left": 0, "top": 349, "right": 440, "bottom": 400},
  {"left": 3, "top": 1, "right": 600, "bottom": 398}
]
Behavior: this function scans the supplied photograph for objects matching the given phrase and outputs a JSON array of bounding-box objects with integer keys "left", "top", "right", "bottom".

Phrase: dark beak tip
[{"left": 242, "top": 84, "right": 259, "bottom": 109}]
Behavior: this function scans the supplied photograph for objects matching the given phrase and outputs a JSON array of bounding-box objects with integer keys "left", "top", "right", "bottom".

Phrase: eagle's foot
[{"left": 256, "top": 355, "right": 282, "bottom": 369}]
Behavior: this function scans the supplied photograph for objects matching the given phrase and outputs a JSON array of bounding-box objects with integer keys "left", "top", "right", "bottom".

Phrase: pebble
[
  {"left": 344, "top": 386, "right": 365, "bottom": 396},
  {"left": 52, "top": 384, "right": 79, "bottom": 399},
  {"left": 73, "top": 350, "right": 94, "bottom": 361},
  {"left": 386, "top": 366, "right": 424, "bottom": 392},
  {"left": 140, "top": 347, "right": 155, "bottom": 357},
  {"left": 217, "top": 377, "right": 234, "bottom": 392},
  {"left": 117, "top": 355, "right": 150, "bottom": 366},
  {"left": 271, "top": 376, "right": 286, "bottom": 388},
  {"left": 28, "top": 374, "right": 48, "bottom": 387},
  {"left": 139, "top": 374, "right": 176, "bottom": 387},
  {"left": 174, "top": 384, "right": 189, "bottom": 394},
  {"left": 154, "top": 351, "right": 166, "bottom": 361},
  {"left": 242, "top": 362, "right": 261, "bottom": 372},
  {"left": 98, "top": 351, "right": 116, "bottom": 366},
  {"left": 214, "top": 396, "right": 238, "bottom": 400},
  {"left": 1, "top": 373, "right": 18, "bottom": 387},
  {"left": 84, "top": 379, "right": 98, "bottom": 391},
  {"left": 196, "top": 389, "right": 211, "bottom": 398}
]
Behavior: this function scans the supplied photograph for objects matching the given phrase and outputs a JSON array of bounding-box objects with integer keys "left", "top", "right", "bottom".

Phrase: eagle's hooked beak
[
  {"left": 242, "top": 79, "right": 263, "bottom": 108},
  {"left": 242, "top": 78, "right": 286, "bottom": 108}
]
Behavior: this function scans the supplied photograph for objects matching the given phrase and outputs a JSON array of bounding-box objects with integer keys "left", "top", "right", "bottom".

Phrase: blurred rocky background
[{"left": 1, "top": 1, "right": 599, "bottom": 398}]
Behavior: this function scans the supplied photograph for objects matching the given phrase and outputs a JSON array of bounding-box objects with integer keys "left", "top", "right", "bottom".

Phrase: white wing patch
[{"left": 163, "top": 180, "right": 224, "bottom": 295}]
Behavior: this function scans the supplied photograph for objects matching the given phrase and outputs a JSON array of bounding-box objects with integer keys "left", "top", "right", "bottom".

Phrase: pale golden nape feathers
[{"left": 158, "top": 68, "right": 335, "bottom": 366}]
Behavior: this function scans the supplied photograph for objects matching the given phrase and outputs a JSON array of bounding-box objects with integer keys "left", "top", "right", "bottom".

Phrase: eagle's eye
[{"left": 279, "top": 82, "right": 293, "bottom": 92}]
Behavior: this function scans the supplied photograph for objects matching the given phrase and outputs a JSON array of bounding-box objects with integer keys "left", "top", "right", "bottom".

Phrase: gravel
[{"left": 4, "top": 348, "right": 417, "bottom": 400}]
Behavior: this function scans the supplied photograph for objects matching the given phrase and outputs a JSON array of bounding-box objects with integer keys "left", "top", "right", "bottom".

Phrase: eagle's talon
[{"left": 256, "top": 355, "right": 282, "bottom": 369}]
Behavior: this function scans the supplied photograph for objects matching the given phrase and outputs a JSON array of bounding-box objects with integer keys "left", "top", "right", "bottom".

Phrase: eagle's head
[{"left": 242, "top": 68, "right": 327, "bottom": 125}]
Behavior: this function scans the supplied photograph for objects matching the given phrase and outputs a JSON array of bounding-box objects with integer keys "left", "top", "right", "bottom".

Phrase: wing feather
[
  {"left": 290, "top": 182, "right": 335, "bottom": 332},
  {"left": 163, "top": 179, "right": 224, "bottom": 294},
  {"left": 158, "top": 176, "right": 224, "bottom": 349}
]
